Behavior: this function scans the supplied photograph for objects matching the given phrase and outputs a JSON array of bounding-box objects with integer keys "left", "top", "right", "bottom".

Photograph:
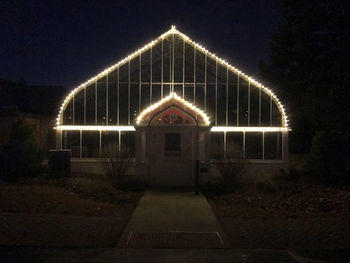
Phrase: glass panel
[
  {"left": 249, "top": 84, "right": 259, "bottom": 126},
  {"left": 108, "top": 70, "right": 117, "bottom": 124},
  {"left": 162, "top": 37, "right": 171, "bottom": 83},
  {"left": 63, "top": 131, "right": 80, "bottom": 158},
  {"left": 174, "top": 85, "right": 183, "bottom": 96},
  {"left": 264, "top": 132, "right": 282, "bottom": 159},
  {"left": 152, "top": 84, "right": 161, "bottom": 102},
  {"left": 211, "top": 133, "right": 224, "bottom": 159},
  {"left": 184, "top": 85, "right": 194, "bottom": 103},
  {"left": 206, "top": 84, "right": 216, "bottom": 122},
  {"left": 217, "top": 65, "right": 226, "bottom": 125},
  {"left": 174, "top": 35, "right": 183, "bottom": 83},
  {"left": 97, "top": 77, "right": 106, "bottom": 125},
  {"left": 121, "top": 131, "right": 135, "bottom": 157},
  {"left": 119, "top": 83, "right": 128, "bottom": 125},
  {"left": 82, "top": 131, "right": 99, "bottom": 158},
  {"left": 226, "top": 132, "right": 243, "bottom": 158},
  {"left": 74, "top": 89, "right": 84, "bottom": 125},
  {"left": 245, "top": 132, "right": 263, "bottom": 159},
  {"left": 163, "top": 84, "right": 171, "bottom": 97},
  {"left": 141, "top": 84, "right": 150, "bottom": 110},
  {"left": 195, "top": 85, "right": 205, "bottom": 110},
  {"left": 228, "top": 71, "right": 238, "bottom": 125},
  {"left": 184, "top": 42, "right": 194, "bottom": 83},
  {"left": 152, "top": 42, "right": 162, "bottom": 83},
  {"left": 130, "top": 84, "right": 139, "bottom": 124},
  {"left": 164, "top": 133, "right": 181, "bottom": 156},
  {"left": 272, "top": 101, "right": 282, "bottom": 126},
  {"left": 261, "top": 91, "right": 270, "bottom": 126},
  {"left": 239, "top": 77, "right": 248, "bottom": 126},
  {"left": 86, "top": 83, "right": 95, "bottom": 125},
  {"left": 63, "top": 100, "right": 73, "bottom": 125},
  {"left": 141, "top": 50, "right": 151, "bottom": 83},
  {"left": 195, "top": 50, "right": 205, "bottom": 84},
  {"left": 101, "top": 131, "right": 119, "bottom": 151}
]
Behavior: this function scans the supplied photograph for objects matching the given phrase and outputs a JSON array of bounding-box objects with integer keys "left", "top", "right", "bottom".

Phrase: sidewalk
[{"left": 118, "top": 190, "right": 231, "bottom": 248}]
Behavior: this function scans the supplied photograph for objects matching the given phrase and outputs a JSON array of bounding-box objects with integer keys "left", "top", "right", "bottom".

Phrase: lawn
[
  {"left": 0, "top": 173, "right": 144, "bottom": 217},
  {"left": 205, "top": 180, "right": 350, "bottom": 218}
]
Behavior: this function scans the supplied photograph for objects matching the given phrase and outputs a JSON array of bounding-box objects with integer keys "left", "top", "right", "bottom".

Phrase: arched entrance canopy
[{"left": 136, "top": 92, "right": 210, "bottom": 127}]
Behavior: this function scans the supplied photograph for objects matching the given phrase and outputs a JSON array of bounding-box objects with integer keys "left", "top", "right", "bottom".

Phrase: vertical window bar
[
  {"left": 139, "top": 53, "right": 141, "bottom": 111},
  {"left": 270, "top": 96, "right": 272, "bottom": 126},
  {"left": 226, "top": 66, "right": 228, "bottom": 126},
  {"left": 128, "top": 60, "right": 130, "bottom": 125},
  {"left": 204, "top": 53, "right": 207, "bottom": 111},
  {"left": 161, "top": 39, "right": 163, "bottom": 98},
  {"left": 99, "top": 130, "right": 102, "bottom": 158},
  {"left": 150, "top": 47, "right": 153, "bottom": 103},
  {"left": 248, "top": 80, "right": 250, "bottom": 126},
  {"left": 258, "top": 87, "right": 261, "bottom": 126},
  {"left": 182, "top": 39, "right": 185, "bottom": 98},
  {"left": 83, "top": 87, "right": 86, "bottom": 125},
  {"left": 106, "top": 73, "right": 109, "bottom": 125},
  {"left": 95, "top": 81, "right": 97, "bottom": 125},
  {"left": 79, "top": 130, "right": 82, "bottom": 159},
  {"left": 262, "top": 132, "right": 265, "bottom": 160},
  {"left": 243, "top": 131, "right": 245, "bottom": 159},
  {"left": 72, "top": 93, "right": 75, "bottom": 125},
  {"left": 215, "top": 60, "right": 218, "bottom": 125},
  {"left": 117, "top": 69, "right": 119, "bottom": 125},
  {"left": 224, "top": 131, "right": 227, "bottom": 158},
  {"left": 237, "top": 74, "right": 240, "bottom": 126},
  {"left": 194, "top": 46, "right": 196, "bottom": 104}
]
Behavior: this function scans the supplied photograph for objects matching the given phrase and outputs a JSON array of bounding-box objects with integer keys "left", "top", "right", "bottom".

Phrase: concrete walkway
[{"left": 118, "top": 191, "right": 231, "bottom": 248}]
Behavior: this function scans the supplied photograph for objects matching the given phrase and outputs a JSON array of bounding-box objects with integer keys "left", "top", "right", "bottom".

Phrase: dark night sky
[{"left": 0, "top": 0, "right": 281, "bottom": 90}]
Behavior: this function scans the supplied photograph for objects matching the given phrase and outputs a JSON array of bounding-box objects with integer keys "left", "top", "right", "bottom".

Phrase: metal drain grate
[{"left": 127, "top": 231, "right": 224, "bottom": 248}]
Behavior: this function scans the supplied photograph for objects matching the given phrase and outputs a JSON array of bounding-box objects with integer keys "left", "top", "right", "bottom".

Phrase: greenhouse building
[{"left": 55, "top": 26, "right": 289, "bottom": 186}]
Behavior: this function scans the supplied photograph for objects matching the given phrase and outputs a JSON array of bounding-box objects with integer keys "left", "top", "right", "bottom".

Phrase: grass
[{"left": 0, "top": 173, "right": 144, "bottom": 217}]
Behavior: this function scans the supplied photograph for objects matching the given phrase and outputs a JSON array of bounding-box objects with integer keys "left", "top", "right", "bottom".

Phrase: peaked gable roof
[{"left": 57, "top": 26, "right": 288, "bottom": 128}]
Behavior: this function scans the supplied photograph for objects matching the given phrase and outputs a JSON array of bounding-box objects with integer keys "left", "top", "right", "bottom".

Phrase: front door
[{"left": 148, "top": 127, "right": 195, "bottom": 186}]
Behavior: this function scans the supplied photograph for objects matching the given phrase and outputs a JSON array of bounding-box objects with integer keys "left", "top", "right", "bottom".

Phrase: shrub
[
  {"left": 306, "top": 130, "right": 350, "bottom": 186},
  {"left": 254, "top": 170, "right": 277, "bottom": 193},
  {"left": 0, "top": 119, "right": 44, "bottom": 181},
  {"left": 214, "top": 142, "right": 245, "bottom": 193},
  {"left": 101, "top": 143, "right": 133, "bottom": 189}
]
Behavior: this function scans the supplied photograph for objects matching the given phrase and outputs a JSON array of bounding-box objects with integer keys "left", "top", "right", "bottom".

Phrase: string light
[{"left": 56, "top": 26, "right": 289, "bottom": 129}]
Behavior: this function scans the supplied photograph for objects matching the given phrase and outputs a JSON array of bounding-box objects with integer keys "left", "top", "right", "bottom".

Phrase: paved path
[{"left": 118, "top": 191, "right": 231, "bottom": 248}]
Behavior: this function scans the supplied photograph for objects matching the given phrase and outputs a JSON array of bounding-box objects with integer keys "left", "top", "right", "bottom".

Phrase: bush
[
  {"left": 101, "top": 143, "right": 133, "bottom": 189},
  {"left": 213, "top": 142, "right": 245, "bottom": 193},
  {"left": 306, "top": 130, "right": 350, "bottom": 186},
  {"left": 0, "top": 119, "right": 44, "bottom": 181},
  {"left": 254, "top": 170, "right": 277, "bottom": 193}
]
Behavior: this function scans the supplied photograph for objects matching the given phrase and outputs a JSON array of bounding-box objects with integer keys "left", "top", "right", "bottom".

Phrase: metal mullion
[
  {"left": 117, "top": 69, "right": 119, "bottom": 125},
  {"left": 128, "top": 60, "right": 130, "bottom": 125},
  {"left": 237, "top": 74, "right": 240, "bottom": 126},
  {"left": 79, "top": 130, "right": 82, "bottom": 158},
  {"left": 139, "top": 53, "right": 141, "bottom": 111},
  {"left": 243, "top": 131, "right": 245, "bottom": 159},
  {"left": 161, "top": 39, "right": 163, "bottom": 98},
  {"left": 99, "top": 130, "right": 102, "bottom": 158},
  {"left": 194, "top": 46, "right": 196, "bottom": 104},
  {"left": 95, "top": 82, "right": 97, "bottom": 125},
  {"left": 204, "top": 53, "right": 207, "bottom": 111},
  {"left": 248, "top": 80, "right": 250, "bottom": 126},
  {"left": 262, "top": 132, "right": 265, "bottom": 160},
  {"left": 183, "top": 39, "right": 185, "bottom": 98},
  {"left": 106, "top": 73, "right": 109, "bottom": 125},
  {"left": 150, "top": 47, "right": 152, "bottom": 103},
  {"left": 84, "top": 87, "right": 86, "bottom": 125},
  {"left": 258, "top": 87, "right": 261, "bottom": 126},
  {"left": 270, "top": 96, "right": 272, "bottom": 126},
  {"left": 226, "top": 66, "right": 228, "bottom": 126},
  {"left": 72, "top": 93, "right": 75, "bottom": 124},
  {"left": 215, "top": 60, "right": 218, "bottom": 125}
]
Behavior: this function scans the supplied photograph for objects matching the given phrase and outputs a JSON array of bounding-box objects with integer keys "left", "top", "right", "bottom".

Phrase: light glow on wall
[
  {"left": 56, "top": 25, "right": 289, "bottom": 128},
  {"left": 136, "top": 92, "right": 210, "bottom": 125}
]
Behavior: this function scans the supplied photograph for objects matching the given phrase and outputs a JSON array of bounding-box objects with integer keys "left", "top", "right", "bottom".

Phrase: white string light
[{"left": 56, "top": 26, "right": 289, "bottom": 129}]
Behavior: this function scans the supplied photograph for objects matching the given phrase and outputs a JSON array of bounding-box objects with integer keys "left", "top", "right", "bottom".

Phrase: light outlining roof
[
  {"left": 136, "top": 92, "right": 210, "bottom": 125},
  {"left": 56, "top": 25, "right": 289, "bottom": 128},
  {"left": 211, "top": 126, "right": 290, "bottom": 132}
]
